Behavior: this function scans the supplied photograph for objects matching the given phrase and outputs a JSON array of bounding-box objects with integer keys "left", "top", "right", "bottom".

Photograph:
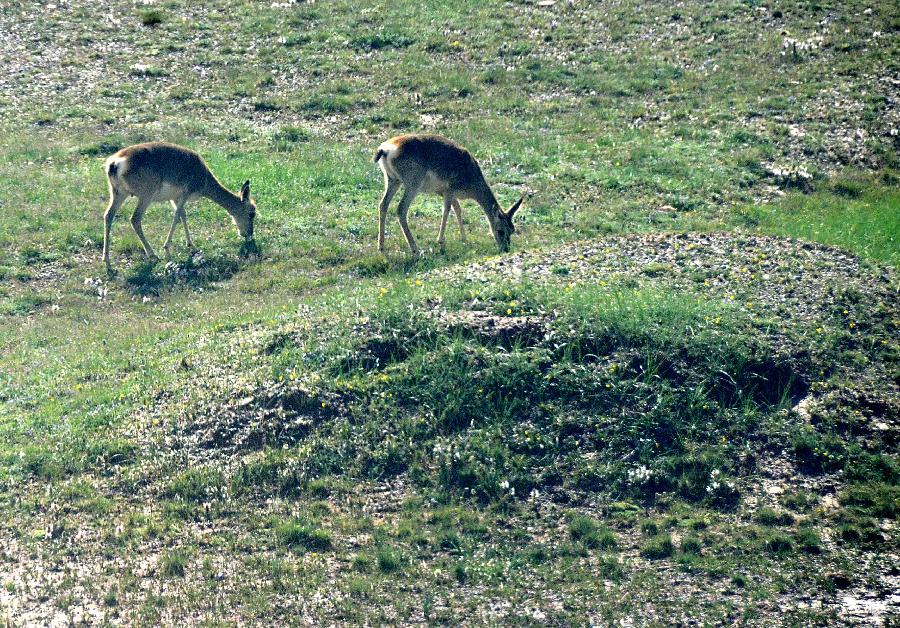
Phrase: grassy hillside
[{"left": 0, "top": 0, "right": 897, "bottom": 624}]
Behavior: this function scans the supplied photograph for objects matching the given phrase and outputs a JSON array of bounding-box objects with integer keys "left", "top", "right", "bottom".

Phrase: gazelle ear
[
  {"left": 240, "top": 180, "right": 251, "bottom": 202},
  {"left": 507, "top": 197, "right": 524, "bottom": 219}
]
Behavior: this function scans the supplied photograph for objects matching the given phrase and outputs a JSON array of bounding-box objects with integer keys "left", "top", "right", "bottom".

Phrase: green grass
[
  {"left": 138, "top": 9, "right": 166, "bottom": 27},
  {"left": 0, "top": 0, "right": 897, "bottom": 623},
  {"left": 376, "top": 548, "right": 403, "bottom": 573},
  {"left": 275, "top": 520, "right": 333, "bottom": 552},
  {"left": 568, "top": 515, "right": 619, "bottom": 550},
  {"left": 641, "top": 534, "right": 675, "bottom": 560},
  {"left": 160, "top": 550, "right": 189, "bottom": 578},
  {"left": 755, "top": 508, "right": 795, "bottom": 527},
  {"left": 735, "top": 174, "right": 900, "bottom": 267}
]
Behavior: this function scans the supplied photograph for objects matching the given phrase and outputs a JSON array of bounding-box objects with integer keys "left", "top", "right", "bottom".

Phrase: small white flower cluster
[
  {"left": 529, "top": 608, "right": 547, "bottom": 621},
  {"left": 627, "top": 465, "right": 653, "bottom": 485},
  {"left": 706, "top": 469, "right": 736, "bottom": 494},
  {"left": 432, "top": 440, "right": 461, "bottom": 460},
  {"left": 781, "top": 34, "right": 824, "bottom": 55},
  {"left": 767, "top": 165, "right": 812, "bottom": 180},
  {"left": 84, "top": 277, "right": 107, "bottom": 299},
  {"left": 767, "top": 164, "right": 814, "bottom": 191},
  {"left": 165, "top": 260, "right": 188, "bottom": 279},
  {"left": 499, "top": 479, "right": 515, "bottom": 497}
]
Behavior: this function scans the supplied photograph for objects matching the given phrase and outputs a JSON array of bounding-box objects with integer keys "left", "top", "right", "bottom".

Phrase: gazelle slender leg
[
  {"left": 378, "top": 176, "right": 400, "bottom": 253},
  {"left": 130, "top": 197, "right": 159, "bottom": 263},
  {"left": 395, "top": 182, "right": 423, "bottom": 256},
  {"left": 103, "top": 187, "right": 127, "bottom": 272},
  {"left": 163, "top": 199, "right": 185, "bottom": 256},
  {"left": 438, "top": 193, "right": 453, "bottom": 247},
  {"left": 451, "top": 199, "right": 467, "bottom": 243},
  {"left": 180, "top": 209, "right": 194, "bottom": 250}
]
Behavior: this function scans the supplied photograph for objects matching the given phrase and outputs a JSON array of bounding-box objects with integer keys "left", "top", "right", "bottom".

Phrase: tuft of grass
[
  {"left": 376, "top": 548, "right": 402, "bottom": 573},
  {"left": 139, "top": 9, "right": 165, "bottom": 26},
  {"left": 453, "top": 561, "right": 467, "bottom": 583},
  {"left": 763, "top": 534, "right": 793, "bottom": 555},
  {"left": 525, "top": 544, "right": 550, "bottom": 565},
  {"left": 103, "top": 588, "right": 119, "bottom": 607},
  {"left": 599, "top": 557, "right": 625, "bottom": 581},
  {"left": 641, "top": 534, "right": 675, "bottom": 560},
  {"left": 271, "top": 126, "right": 312, "bottom": 151},
  {"left": 352, "top": 553, "right": 372, "bottom": 573},
  {"left": 780, "top": 491, "right": 817, "bottom": 513},
  {"left": 350, "top": 31, "right": 415, "bottom": 51},
  {"left": 568, "top": 515, "right": 618, "bottom": 550},
  {"left": 275, "top": 520, "right": 332, "bottom": 552},
  {"left": 641, "top": 520, "right": 660, "bottom": 536},
  {"left": 755, "top": 507, "right": 795, "bottom": 527},
  {"left": 838, "top": 483, "right": 900, "bottom": 520},
  {"left": 680, "top": 536, "right": 703, "bottom": 555},
  {"left": 166, "top": 468, "right": 225, "bottom": 503},
  {"left": 795, "top": 527, "right": 822, "bottom": 554},
  {"left": 160, "top": 550, "right": 188, "bottom": 578},
  {"left": 1, "top": 292, "right": 50, "bottom": 316},
  {"left": 792, "top": 428, "right": 846, "bottom": 474}
]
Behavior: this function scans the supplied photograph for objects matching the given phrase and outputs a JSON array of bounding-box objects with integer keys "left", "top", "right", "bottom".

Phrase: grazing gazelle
[
  {"left": 373, "top": 134, "right": 524, "bottom": 255},
  {"left": 102, "top": 142, "right": 256, "bottom": 272}
]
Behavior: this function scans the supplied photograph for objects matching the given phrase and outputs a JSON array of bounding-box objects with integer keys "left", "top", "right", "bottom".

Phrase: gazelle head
[
  {"left": 489, "top": 197, "right": 524, "bottom": 253},
  {"left": 231, "top": 180, "right": 257, "bottom": 240}
]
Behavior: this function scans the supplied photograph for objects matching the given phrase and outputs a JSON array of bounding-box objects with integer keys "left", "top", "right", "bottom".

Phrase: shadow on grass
[
  {"left": 348, "top": 244, "right": 487, "bottom": 278},
  {"left": 124, "top": 248, "right": 255, "bottom": 296}
]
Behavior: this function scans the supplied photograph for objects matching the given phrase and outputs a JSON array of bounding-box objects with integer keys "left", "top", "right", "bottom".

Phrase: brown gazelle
[
  {"left": 102, "top": 142, "right": 256, "bottom": 272},
  {"left": 373, "top": 134, "right": 523, "bottom": 255}
]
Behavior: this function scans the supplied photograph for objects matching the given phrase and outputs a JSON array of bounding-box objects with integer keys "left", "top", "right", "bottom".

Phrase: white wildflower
[{"left": 627, "top": 465, "right": 653, "bottom": 485}]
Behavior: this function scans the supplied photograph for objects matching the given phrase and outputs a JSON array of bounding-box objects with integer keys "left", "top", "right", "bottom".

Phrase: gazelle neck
[
  {"left": 472, "top": 182, "right": 502, "bottom": 221},
  {"left": 203, "top": 175, "right": 243, "bottom": 216}
]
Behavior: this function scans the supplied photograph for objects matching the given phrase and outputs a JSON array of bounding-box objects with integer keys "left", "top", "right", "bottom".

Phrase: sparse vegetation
[{"left": 0, "top": 0, "right": 896, "bottom": 624}]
